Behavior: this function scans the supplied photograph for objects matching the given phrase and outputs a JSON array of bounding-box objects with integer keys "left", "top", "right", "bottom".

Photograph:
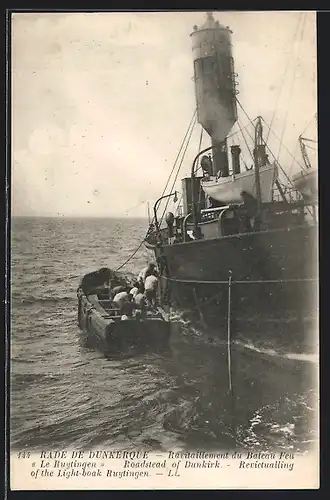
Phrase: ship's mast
[
  {"left": 253, "top": 117, "right": 264, "bottom": 211},
  {"left": 299, "top": 135, "right": 313, "bottom": 170}
]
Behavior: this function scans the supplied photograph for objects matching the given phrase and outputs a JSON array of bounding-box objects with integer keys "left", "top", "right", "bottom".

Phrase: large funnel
[{"left": 191, "top": 12, "right": 238, "bottom": 143}]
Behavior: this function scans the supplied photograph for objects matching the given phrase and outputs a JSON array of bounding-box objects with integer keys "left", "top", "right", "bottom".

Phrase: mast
[
  {"left": 253, "top": 117, "right": 263, "bottom": 211},
  {"left": 299, "top": 135, "right": 313, "bottom": 170}
]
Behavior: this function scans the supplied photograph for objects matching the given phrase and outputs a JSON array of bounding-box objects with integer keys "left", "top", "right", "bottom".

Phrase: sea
[{"left": 10, "top": 216, "right": 318, "bottom": 453}]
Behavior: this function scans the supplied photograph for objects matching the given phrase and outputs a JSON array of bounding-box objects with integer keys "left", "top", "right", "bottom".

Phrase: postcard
[{"left": 9, "top": 10, "right": 319, "bottom": 490}]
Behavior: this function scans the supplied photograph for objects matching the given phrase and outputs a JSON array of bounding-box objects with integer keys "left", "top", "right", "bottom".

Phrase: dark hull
[
  {"left": 77, "top": 293, "right": 171, "bottom": 357},
  {"left": 148, "top": 224, "right": 318, "bottom": 351}
]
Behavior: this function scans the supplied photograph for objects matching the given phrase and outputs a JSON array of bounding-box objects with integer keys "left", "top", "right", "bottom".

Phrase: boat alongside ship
[
  {"left": 143, "top": 13, "right": 318, "bottom": 350},
  {"left": 77, "top": 270, "right": 171, "bottom": 357}
]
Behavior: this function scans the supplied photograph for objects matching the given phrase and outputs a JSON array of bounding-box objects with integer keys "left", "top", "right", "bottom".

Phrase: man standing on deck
[
  {"left": 144, "top": 272, "right": 159, "bottom": 308},
  {"left": 137, "top": 263, "right": 157, "bottom": 285}
]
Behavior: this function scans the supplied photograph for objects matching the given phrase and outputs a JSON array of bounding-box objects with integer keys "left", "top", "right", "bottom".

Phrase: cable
[
  {"left": 266, "top": 12, "right": 303, "bottom": 143},
  {"left": 300, "top": 113, "right": 317, "bottom": 138},
  {"left": 158, "top": 109, "right": 197, "bottom": 203},
  {"left": 237, "top": 117, "right": 255, "bottom": 162},
  {"left": 115, "top": 240, "right": 145, "bottom": 272},
  {"left": 277, "top": 13, "right": 307, "bottom": 162},
  {"left": 114, "top": 111, "right": 197, "bottom": 272},
  {"left": 159, "top": 113, "right": 197, "bottom": 226},
  {"left": 261, "top": 117, "right": 305, "bottom": 172}
]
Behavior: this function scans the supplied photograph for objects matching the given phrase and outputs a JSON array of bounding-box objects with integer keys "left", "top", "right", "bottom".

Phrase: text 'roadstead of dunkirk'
[{"left": 17, "top": 449, "right": 296, "bottom": 480}]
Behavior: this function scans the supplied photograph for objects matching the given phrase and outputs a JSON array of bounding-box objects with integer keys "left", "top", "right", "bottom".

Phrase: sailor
[
  {"left": 121, "top": 294, "right": 135, "bottom": 318},
  {"left": 137, "top": 263, "right": 157, "bottom": 284},
  {"left": 129, "top": 281, "right": 140, "bottom": 298},
  {"left": 134, "top": 291, "right": 147, "bottom": 312},
  {"left": 112, "top": 290, "right": 130, "bottom": 311},
  {"left": 201, "top": 154, "right": 213, "bottom": 178},
  {"left": 144, "top": 272, "right": 159, "bottom": 308}
]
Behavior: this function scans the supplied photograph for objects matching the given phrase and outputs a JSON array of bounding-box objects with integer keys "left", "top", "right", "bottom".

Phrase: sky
[{"left": 12, "top": 11, "right": 317, "bottom": 217}]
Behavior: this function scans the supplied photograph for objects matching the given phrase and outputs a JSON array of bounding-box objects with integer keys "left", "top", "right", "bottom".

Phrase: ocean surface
[{"left": 10, "top": 217, "right": 318, "bottom": 453}]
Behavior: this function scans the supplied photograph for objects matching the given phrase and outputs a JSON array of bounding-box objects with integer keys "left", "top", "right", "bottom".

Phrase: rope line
[
  {"left": 115, "top": 240, "right": 146, "bottom": 272},
  {"left": 114, "top": 110, "right": 197, "bottom": 272},
  {"left": 159, "top": 113, "right": 197, "bottom": 226},
  {"left": 266, "top": 12, "right": 303, "bottom": 143},
  {"left": 165, "top": 277, "right": 317, "bottom": 285},
  {"left": 301, "top": 113, "right": 317, "bottom": 138},
  {"left": 159, "top": 109, "right": 197, "bottom": 205},
  {"left": 277, "top": 13, "right": 307, "bottom": 162},
  {"left": 262, "top": 119, "right": 305, "bottom": 173},
  {"left": 237, "top": 117, "right": 254, "bottom": 162}
]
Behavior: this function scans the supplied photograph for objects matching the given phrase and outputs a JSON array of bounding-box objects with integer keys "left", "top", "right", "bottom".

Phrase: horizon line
[{"left": 11, "top": 215, "right": 150, "bottom": 219}]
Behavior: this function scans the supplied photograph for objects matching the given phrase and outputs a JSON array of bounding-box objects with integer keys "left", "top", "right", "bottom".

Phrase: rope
[
  {"left": 266, "top": 12, "right": 304, "bottom": 143},
  {"left": 240, "top": 115, "right": 303, "bottom": 189},
  {"left": 114, "top": 110, "right": 197, "bottom": 272},
  {"left": 115, "top": 240, "right": 145, "bottom": 272},
  {"left": 159, "top": 113, "right": 197, "bottom": 226},
  {"left": 198, "top": 126, "right": 203, "bottom": 153},
  {"left": 177, "top": 125, "right": 204, "bottom": 210},
  {"left": 165, "top": 277, "right": 317, "bottom": 285},
  {"left": 277, "top": 13, "right": 307, "bottom": 162},
  {"left": 261, "top": 118, "right": 305, "bottom": 172},
  {"left": 159, "top": 109, "right": 197, "bottom": 204},
  {"left": 301, "top": 113, "right": 317, "bottom": 138},
  {"left": 237, "top": 117, "right": 255, "bottom": 162}
]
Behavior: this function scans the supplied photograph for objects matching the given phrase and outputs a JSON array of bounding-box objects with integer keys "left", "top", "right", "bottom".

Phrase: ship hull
[{"left": 149, "top": 224, "right": 318, "bottom": 350}]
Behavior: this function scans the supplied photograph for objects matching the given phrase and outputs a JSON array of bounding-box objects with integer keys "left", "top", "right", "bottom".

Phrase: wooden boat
[
  {"left": 201, "top": 162, "right": 278, "bottom": 204},
  {"left": 77, "top": 278, "right": 171, "bottom": 356}
]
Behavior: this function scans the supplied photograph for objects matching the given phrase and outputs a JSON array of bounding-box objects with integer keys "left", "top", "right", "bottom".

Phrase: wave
[{"left": 13, "top": 295, "right": 76, "bottom": 306}]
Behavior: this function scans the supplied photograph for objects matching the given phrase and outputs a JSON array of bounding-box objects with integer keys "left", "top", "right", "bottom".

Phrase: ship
[{"left": 144, "top": 13, "right": 318, "bottom": 350}]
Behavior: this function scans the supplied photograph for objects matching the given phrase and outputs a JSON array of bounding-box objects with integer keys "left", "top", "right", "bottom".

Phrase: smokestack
[
  {"left": 191, "top": 13, "right": 238, "bottom": 144},
  {"left": 231, "top": 145, "right": 241, "bottom": 175}
]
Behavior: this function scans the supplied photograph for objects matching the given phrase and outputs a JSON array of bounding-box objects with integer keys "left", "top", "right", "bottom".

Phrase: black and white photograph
[{"left": 10, "top": 10, "right": 319, "bottom": 489}]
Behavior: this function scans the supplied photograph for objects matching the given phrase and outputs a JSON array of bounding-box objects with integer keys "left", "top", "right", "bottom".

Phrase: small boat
[
  {"left": 77, "top": 269, "right": 171, "bottom": 356},
  {"left": 201, "top": 162, "right": 278, "bottom": 204}
]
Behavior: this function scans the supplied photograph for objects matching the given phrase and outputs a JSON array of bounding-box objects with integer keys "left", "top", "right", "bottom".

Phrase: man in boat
[
  {"left": 137, "top": 263, "right": 157, "bottom": 285},
  {"left": 144, "top": 271, "right": 159, "bottom": 309},
  {"left": 112, "top": 290, "right": 134, "bottom": 315},
  {"left": 129, "top": 281, "right": 141, "bottom": 299},
  {"left": 120, "top": 293, "right": 135, "bottom": 318}
]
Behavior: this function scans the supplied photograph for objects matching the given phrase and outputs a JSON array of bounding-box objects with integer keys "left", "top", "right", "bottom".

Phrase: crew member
[
  {"left": 121, "top": 294, "right": 135, "bottom": 318},
  {"left": 134, "top": 290, "right": 147, "bottom": 313},
  {"left": 129, "top": 281, "right": 140, "bottom": 298},
  {"left": 112, "top": 290, "right": 130, "bottom": 312},
  {"left": 138, "top": 263, "right": 157, "bottom": 284},
  {"left": 144, "top": 273, "right": 159, "bottom": 308}
]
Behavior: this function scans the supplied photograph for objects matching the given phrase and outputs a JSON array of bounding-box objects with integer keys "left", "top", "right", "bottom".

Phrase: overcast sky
[{"left": 12, "top": 11, "right": 317, "bottom": 217}]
